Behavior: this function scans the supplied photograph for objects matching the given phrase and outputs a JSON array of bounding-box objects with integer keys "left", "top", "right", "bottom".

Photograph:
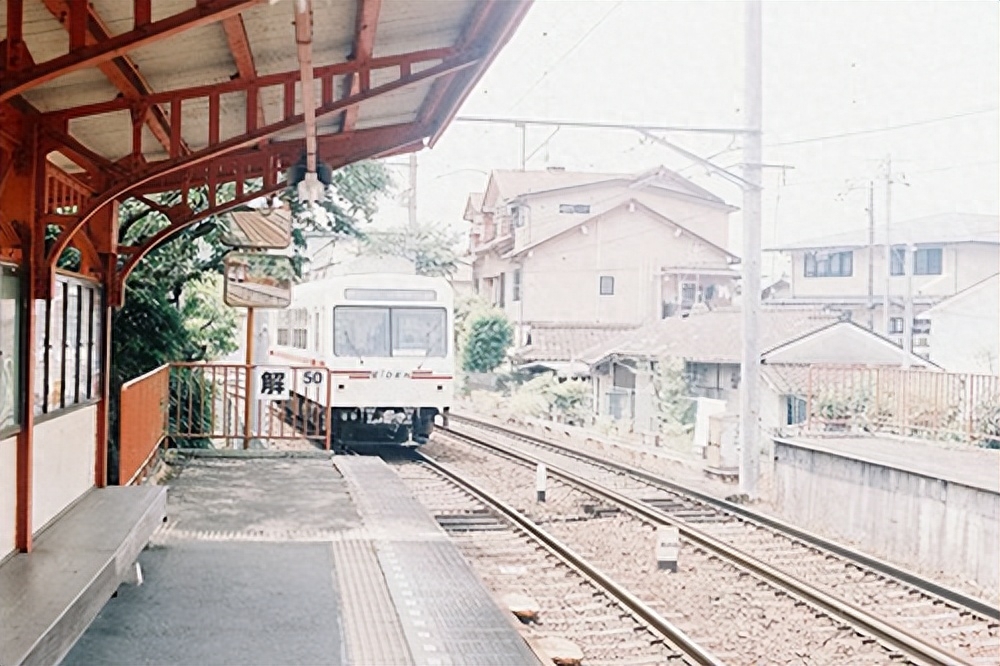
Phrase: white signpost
[
  {"left": 656, "top": 526, "right": 680, "bottom": 572},
  {"left": 253, "top": 365, "right": 291, "bottom": 401}
]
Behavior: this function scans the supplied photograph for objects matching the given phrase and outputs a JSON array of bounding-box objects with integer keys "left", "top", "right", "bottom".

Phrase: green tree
[
  {"left": 105, "top": 161, "right": 393, "bottom": 476},
  {"left": 650, "top": 356, "right": 694, "bottom": 430},
  {"left": 357, "top": 223, "right": 461, "bottom": 277},
  {"left": 462, "top": 312, "right": 513, "bottom": 373}
]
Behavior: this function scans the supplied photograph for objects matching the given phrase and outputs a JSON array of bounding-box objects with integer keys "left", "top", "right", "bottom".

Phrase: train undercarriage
[{"left": 282, "top": 392, "right": 445, "bottom": 450}]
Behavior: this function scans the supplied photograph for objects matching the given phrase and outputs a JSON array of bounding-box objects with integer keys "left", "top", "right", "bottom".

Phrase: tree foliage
[
  {"left": 462, "top": 312, "right": 513, "bottom": 373},
  {"left": 650, "top": 356, "right": 695, "bottom": 430},
  {"left": 105, "top": 161, "right": 393, "bottom": 473},
  {"left": 357, "top": 223, "right": 462, "bottom": 277}
]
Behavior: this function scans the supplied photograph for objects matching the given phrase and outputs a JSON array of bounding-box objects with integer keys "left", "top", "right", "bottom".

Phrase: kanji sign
[{"left": 254, "top": 366, "right": 291, "bottom": 401}]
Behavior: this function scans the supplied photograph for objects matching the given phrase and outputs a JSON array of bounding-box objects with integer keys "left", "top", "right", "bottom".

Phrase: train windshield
[{"left": 334, "top": 306, "right": 446, "bottom": 358}]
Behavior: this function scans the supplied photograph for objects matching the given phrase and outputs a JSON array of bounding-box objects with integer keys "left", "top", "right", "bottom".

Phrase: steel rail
[
  {"left": 415, "top": 451, "right": 722, "bottom": 666},
  {"left": 451, "top": 413, "right": 1000, "bottom": 622},
  {"left": 440, "top": 425, "right": 973, "bottom": 666}
]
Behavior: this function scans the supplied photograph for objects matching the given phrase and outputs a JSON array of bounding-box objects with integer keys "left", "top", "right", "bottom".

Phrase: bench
[{"left": 0, "top": 486, "right": 167, "bottom": 666}]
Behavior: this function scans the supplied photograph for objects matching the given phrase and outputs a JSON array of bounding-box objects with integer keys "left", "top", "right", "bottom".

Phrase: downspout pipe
[{"left": 293, "top": 0, "right": 324, "bottom": 204}]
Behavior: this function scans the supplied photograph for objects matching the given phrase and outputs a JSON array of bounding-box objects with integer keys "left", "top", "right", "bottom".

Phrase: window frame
[
  {"left": 599, "top": 275, "right": 615, "bottom": 296},
  {"left": 913, "top": 248, "right": 943, "bottom": 275},
  {"left": 888, "top": 317, "right": 905, "bottom": 334},
  {"left": 0, "top": 263, "right": 22, "bottom": 437},
  {"left": 512, "top": 269, "right": 522, "bottom": 302},
  {"left": 803, "top": 250, "right": 853, "bottom": 277},
  {"left": 333, "top": 306, "right": 448, "bottom": 358}
]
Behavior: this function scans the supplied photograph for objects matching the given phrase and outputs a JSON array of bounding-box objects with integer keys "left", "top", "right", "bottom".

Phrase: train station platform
[{"left": 63, "top": 452, "right": 541, "bottom": 666}]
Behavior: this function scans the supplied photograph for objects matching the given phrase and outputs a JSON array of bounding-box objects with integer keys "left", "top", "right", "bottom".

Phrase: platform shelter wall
[
  {"left": 31, "top": 406, "right": 97, "bottom": 534},
  {"left": 0, "top": 435, "right": 15, "bottom": 561}
]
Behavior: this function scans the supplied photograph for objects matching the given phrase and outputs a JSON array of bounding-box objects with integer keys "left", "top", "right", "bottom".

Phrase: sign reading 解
[{"left": 254, "top": 366, "right": 291, "bottom": 401}]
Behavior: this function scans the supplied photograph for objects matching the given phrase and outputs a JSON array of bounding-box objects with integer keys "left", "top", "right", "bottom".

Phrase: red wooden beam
[
  {"left": 0, "top": 0, "right": 262, "bottom": 102},
  {"left": 341, "top": 0, "right": 382, "bottom": 133},
  {"left": 45, "top": 53, "right": 480, "bottom": 278},
  {"left": 221, "top": 13, "right": 265, "bottom": 129},
  {"left": 44, "top": 45, "right": 459, "bottom": 121},
  {"left": 116, "top": 121, "right": 431, "bottom": 289},
  {"left": 38, "top": 0, "right": 190, "bottom": 155},
  {"left": 134, "top": 0, "right": 151, "bottom": 28}
]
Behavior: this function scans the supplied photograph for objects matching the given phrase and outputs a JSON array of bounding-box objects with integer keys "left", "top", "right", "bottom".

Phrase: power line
[{"left": 507, "top": 1, "right": 625, "bottom": 110}]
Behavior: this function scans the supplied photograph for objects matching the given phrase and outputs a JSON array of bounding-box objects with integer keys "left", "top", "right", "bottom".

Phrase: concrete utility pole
[
  {"left": 867, "top": 181, "right": 875, "bottom": 330},
  {"left": 882, "top": 155, "right": 893, "bottom": 335},
  {"left": 739, "top": 0, "right": 763, "bottom": 499},
  {"left": 408, "top": 153, "right": 418, "bottom": 228}
]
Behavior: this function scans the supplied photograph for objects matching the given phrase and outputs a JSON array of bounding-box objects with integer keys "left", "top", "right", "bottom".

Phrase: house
[
  {"left": 465, "top": 166, "right": 740, "bottom": 366},
  {"left": 923, "top": 273, "right": 999, "bottom": 375},
  {"left": 764, "top": 213, "right": 1000, "bottom": 355},
  {"left": 581, "top": 307, "right": 933, "bottom": 433}
]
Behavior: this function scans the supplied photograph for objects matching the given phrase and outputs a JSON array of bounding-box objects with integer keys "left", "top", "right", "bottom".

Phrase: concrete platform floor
[{"left": 64, "top": 455, "right": 358, "bottom": 666}]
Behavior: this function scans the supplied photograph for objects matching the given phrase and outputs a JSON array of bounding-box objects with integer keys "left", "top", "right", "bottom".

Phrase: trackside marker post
[
  {"left": 656, "top": 526, "right": 680, "bottom": 572},
  {"left": 536, "top": 463, "right": 547, "bottom": 502}
]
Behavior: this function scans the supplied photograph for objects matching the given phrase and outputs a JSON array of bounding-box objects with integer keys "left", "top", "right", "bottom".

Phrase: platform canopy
[{"left": 0, "top": 0, "right": 530, "bottom": 301}]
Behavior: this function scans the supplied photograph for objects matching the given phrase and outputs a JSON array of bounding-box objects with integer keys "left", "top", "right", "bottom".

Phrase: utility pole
[
  {"left": 408, "top": 153, "right": 418, "bottom": 228},
  {"left": 739, "top": 0, "right": 763, "bottom": 499},
  {"left": 882, "top": 155, "right": 893, "bottom": 336},
  {"left": 866, "top": 181, "right": 875, "bottom": 330}
]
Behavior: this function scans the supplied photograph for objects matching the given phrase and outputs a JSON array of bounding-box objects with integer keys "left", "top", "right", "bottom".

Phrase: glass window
[
  {"left": 47, "top": 282, "right": 65, "bottom": 412},
  {"left": 65, "top": 284, "right": 80, "bottom": 405},
  {"left": 333, "top": 306, "right": 447, "bottom": 358},
  {"left": 600, "top": 276, "right": 615, "bottom": 295},
  {"left": 33, "top": 299, "right": 47, "bottom": 416},
  {"left": 0, "top": 264, "right": 20, "bottom": 434},
  {"left": 512, "top": 269, "right": 522, "bottom": 302},
  {"left": 804, "top": 251, "right": 852, "bottom": 277},
  {"left": 889, "top": 317, "right": 905, "bottom": 334},
  {"left": 89, "top": 288, "right": 102, "bottom": 400},
  {"left": 914, "top": 248, "right": 942, "bottom": 275},
  {"left": 890, "top": 246, "right": 905, "bottom": 276},
  {"left": 392, "top": 308, "right": 447, "bottom": 358},
  {"left": 334, "top": 307, "right": 390, "bottom": 357}
]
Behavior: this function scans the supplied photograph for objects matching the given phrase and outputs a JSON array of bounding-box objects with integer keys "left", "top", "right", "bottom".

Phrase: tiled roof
[
  {"left": 767, "top": 213, "right": 999, "bottom": 251},
  {"left": 512, "top": 322, "right": 640, "bottom": 363},
  {"left": 760, "top": 363, "right": 813, "bottom": 395},
  {"left": 580, "top": 308, "right": 843, "bottom": 365}
]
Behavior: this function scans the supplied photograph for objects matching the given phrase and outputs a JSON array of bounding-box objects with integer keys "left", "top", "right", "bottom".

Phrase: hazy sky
[{"left": 373, "top": 1, "right": 999, "bottom": 257}]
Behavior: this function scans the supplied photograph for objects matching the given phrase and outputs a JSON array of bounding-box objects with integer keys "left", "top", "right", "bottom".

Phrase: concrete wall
[
  {"left": 32, "top": 406, "right": 97, "bottom": 533},
  {"left": 788, "top": 243, "right": 1000, "bottom": 301},
  {"left": 0, "top": 435, "right": 15, "bottom": 561},
  {"left": 771, "top": 439, "right": 999, "bottom": 591}
]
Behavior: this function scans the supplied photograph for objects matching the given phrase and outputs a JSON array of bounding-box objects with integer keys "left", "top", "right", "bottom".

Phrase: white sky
[{"left": 372, "top": 0, "right": 999, "bottom": 262}]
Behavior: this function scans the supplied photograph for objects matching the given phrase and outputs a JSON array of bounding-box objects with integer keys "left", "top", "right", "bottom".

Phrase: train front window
[
  {"left": 392, "top": 308, "right": 446, "bottom": 357},
  {"left": 334, "top": 307, "right": 390, "bottom": 357},
  {"left": 333, "top": 306, "right": 446, "bottom": 357}
]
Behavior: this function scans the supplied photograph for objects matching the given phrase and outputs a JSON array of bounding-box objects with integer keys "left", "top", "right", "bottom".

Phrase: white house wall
[
  {"left": 31, "top": 406, "right": 97, "bottom": 534},
  {"left": 517, "top": 208, "right": 728, "bottom": 325},
  {"left": 514, "top": 184, "right": 731, "bottom": 255},
  {"left": 0, "top": 434, "right": 15, "bottom": 561},
  {"left": 789, "top": 244, "right": 1000, "bottom": 301},
  {"left": 927, "top": 278, "right": 1000, "bottom": 374}
]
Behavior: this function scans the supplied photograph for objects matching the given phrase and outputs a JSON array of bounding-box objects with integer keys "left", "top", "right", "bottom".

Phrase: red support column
[
  {"left": 89, "top": 202, "right": 119, "bottom": 487},
  {"left": 3, "top": 124, "right": 40, "bottom": 552}
]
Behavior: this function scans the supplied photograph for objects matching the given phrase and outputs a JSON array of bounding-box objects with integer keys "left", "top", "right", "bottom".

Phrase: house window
[
  {"left": 599, "top": 276, "right": 615, "bottom": 295},
  {"left": 512, "top": 269, "right": 522, "bottom": 302},
  {"left": 911, "top": 318, "right": 931, "bottom": 335},
  {"left": 786, "top": 396, "right": 807, "bottom": 425},
  {"left": 498, "top": 272, "right": 506, "bottom": 307},
  {"left": 804, "top": 250, "right": 853, "bottom": 277},
  {"left": 914, "top": 248, "right": 942, "bottom": 275},
  {"left": 558, "top": 204, "right": 591, "bottom": 214},
  {"left": 890, "top": 246, "right": 906, "bottom": 276},
  {"left": 33, "top": 274, "right": 103, "bottom": 416},
  {"left": 0, "top": 264, "right": 21, "bottom": 436},
  {"left": 889, "top": 317, "right": 905, "bottom": 334}
]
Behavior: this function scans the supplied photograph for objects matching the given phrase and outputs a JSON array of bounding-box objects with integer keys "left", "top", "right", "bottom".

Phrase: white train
[{"left": 267, "top": 261, "right": 454, "bottom": 447}]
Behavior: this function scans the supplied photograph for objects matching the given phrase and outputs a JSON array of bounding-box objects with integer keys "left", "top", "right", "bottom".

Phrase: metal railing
[
  {"left": 804, "top": 365, "right": 1000, "bottom": 446},
  {"left": 168, "top": 363, "right": 333, "bottom": 450},
  {"left": 119, "top": 364, "right": 170, "bottom": 485}
]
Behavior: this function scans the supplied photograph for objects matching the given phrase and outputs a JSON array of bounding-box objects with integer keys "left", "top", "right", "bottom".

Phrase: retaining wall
[{"left": 771, "top": 438, "right": 999, "bottom": 591}]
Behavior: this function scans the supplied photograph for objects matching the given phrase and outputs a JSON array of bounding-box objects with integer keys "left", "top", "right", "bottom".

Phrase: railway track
[
  {"left": 382, "top": 449, "right": 719, "bottom": 665},
  {"left": 433, "top": 416, "right": 999, "bottom": 666}
]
